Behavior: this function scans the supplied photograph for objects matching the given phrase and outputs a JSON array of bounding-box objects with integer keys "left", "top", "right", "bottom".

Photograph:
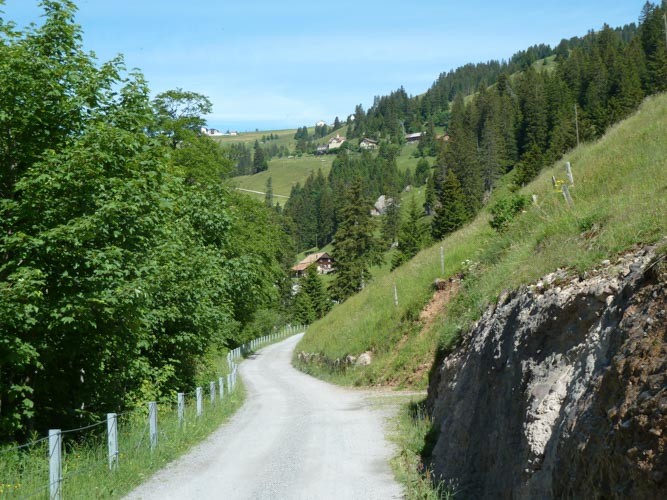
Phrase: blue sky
[{"left": 1, "top": 1, "right": 644, "bottom": 131}]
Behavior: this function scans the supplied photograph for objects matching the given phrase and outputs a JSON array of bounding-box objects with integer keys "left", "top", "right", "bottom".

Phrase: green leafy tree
[{"left": 152, "top": 88, "right": 212, "bottom": 148}]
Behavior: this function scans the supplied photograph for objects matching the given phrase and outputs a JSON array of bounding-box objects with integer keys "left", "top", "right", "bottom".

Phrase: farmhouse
[
  {"left": 359, "top": 138, "right": 378, "bottom": 150},
  {"left": 327, "top": 134, "right": 346, "bottom": 151},
  {"left": 405, "top": 132, "right": 423, "bottom": 143},
  {"left": 291, "top": 252, "right": 335, "bottom": 277}
]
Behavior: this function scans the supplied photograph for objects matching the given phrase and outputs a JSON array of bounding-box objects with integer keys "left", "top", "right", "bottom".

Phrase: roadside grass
[
  {"left": 295, "top": 92, "right": 667, "bottom": 387},
  {"left": 1, "top": 376, "right": 244, "bottom": 499},
  {"left": 389, "top": 398, "right": 455, "bottom": 499}
]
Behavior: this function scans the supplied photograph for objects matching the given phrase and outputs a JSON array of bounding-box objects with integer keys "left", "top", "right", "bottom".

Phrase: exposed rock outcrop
[{"left": 427, "top": 246, "right": 666, "bottom": 499}]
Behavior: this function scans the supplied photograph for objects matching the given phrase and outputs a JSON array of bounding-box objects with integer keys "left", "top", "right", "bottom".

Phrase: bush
[{"left": 489, "top": 194, "right": 531, "bottom": 232}]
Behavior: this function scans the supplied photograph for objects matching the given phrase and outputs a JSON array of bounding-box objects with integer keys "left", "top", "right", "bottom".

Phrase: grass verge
[
  {"left": 388, "top": 397, "right": 455, "bottom": 499},
  {"left": 0, "top": 381, "right": 245, "bottom": 499}
]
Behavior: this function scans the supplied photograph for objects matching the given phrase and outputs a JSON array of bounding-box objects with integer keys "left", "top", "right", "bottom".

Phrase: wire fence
[{"left": 0, "top": 325, "right": 304, "bottom": 499}]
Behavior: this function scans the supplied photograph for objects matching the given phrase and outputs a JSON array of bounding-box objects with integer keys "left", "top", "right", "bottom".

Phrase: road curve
[{"left": 126, "top": 334, "right": 403, "bottom": 500}]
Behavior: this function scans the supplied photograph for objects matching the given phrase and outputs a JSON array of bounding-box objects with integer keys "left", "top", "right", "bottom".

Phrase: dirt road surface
[{"left": 125, "top": 334, "right": 403, "bottom": 499}]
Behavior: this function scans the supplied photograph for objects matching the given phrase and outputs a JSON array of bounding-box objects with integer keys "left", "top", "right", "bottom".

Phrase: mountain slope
[{"left": 294, "top": 92, "right": 667, "bottom": 388}]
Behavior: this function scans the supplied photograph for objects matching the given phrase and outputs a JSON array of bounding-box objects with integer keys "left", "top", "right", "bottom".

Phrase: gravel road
[{"left": 125, "top": 334, "right": 403, "bottom": 499}]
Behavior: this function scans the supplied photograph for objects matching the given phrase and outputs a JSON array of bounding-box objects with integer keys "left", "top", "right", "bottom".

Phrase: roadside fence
[{"left": 0, "top": 325, "right": 304, "bottom": 499}]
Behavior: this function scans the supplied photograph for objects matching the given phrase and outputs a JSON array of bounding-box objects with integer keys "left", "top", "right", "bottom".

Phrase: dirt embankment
[{"left": 427, "top": 245, "right": 666, "bottom": 499}]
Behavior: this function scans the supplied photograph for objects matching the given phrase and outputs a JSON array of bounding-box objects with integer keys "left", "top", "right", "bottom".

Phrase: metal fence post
[
  {"left": 196, "top": 387, "right": 203, "bottom": 417},
  {"left": 107, "top": 413, "right": 118, "bottom": 470},
  {"left": 49, "top": 429, "right": 62, "bottom": 500},
  {"left": 178, "top": 392, "right": 185, "bottom": 427},
  {"left": 219, "top": 377, "right": 224, "bottom": 399},
  {"left": 148, "top": 402, "right": 158, "bottom": 450}
]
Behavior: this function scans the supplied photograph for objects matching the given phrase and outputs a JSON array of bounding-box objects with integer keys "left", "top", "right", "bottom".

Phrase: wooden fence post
[
  {"left": 107, "top": 413, "right": 118, "bottom": 470},
  {"left": 148, "top": 402, "right": 158, "bottom": 451},
  {"left": 196, "top": 387, "right": 203, "bottom": 417},
  {"left": 49, "top": 429, "right": 62, "bottom": 500},
  {"left": 177, "top": 393, "right": 185, "bottom": 426}
]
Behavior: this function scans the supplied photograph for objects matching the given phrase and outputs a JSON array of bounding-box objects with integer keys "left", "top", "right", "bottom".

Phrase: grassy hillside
[
  {"left": 227, "top": 126, "right": 353, "bottom": 201},
  {"left": 232, "top": 155, "right": 333, "bottom": 200},
  {"left": 294, "top": 93, "right": 667, "bottom": 388}
]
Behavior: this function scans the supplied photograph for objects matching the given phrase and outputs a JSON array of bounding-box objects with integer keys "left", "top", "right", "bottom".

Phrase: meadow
[{"left": 294, "top": 92, "right": 667, "bottom": 388}]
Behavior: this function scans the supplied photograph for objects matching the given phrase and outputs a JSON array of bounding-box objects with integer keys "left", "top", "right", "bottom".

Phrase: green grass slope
[
  {"left": 232, "top": 155, "right": 333, "bottom": 200},
  {"left": 294, "top": 93, "right": 667, "bottom": 388}
]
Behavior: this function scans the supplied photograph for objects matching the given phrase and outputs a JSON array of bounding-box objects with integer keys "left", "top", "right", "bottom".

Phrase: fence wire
[{"left": 0, "top": 326, "right": 301, "bottom": 499}]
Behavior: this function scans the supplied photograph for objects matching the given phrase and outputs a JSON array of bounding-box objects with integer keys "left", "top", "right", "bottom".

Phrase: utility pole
[
  {"left": 663, "top": 13, "right": 667, "bottom": 54},
  {"left": 574, "top": 104, "right": 580, "bottom": 147}
]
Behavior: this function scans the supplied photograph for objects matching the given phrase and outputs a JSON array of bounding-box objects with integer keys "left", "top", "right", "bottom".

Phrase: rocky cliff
[{"left": 427, "top": 245, "right": 666, "bottom": 499}]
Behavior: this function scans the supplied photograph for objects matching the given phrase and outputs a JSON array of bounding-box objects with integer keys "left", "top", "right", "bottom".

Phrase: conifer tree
[
  {"left": 292, "top": 289, "right": 316, "bottom": 325},
  {"left": 253, "top": 140, "right": 268, "bottom": 173},
  {"left": 431, "top": 169, "right": 467, "bottom": 240},
  {"left": 264, "top": 177, "right": 273, "bottom": 208},
  {"left": 329, "top": 180, "right": 383, "bottom": 301},
  {"left": 301, "top": 265, "right": 329, "bottom": 319},
  {"left": 392, "top": 197, "right": 429, "bottom": 270}
]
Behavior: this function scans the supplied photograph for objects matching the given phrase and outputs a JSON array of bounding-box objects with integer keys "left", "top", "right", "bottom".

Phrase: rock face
[{"left": 427, "top": 246, "right": 666, "bottom": 499}]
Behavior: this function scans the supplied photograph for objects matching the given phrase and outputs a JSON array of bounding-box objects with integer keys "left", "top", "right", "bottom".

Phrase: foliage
[
  {"left": 431, "top": 169, "right": 467, "bottom": 240},
  {"left": 392, "top": 197, "right": 430, "bottom": 270},
  {"left": 152, "top": 88, "right": 212, "bottom": 148},
  {"left": 299, "top": 265, "right": 330, "bottom": 320},
  {"left": 296, "top": 91, "right": 667, "bottom": 389},
  {"left": 0, "top": 2, "right": 290, "bottom": 440},
  {"left": 488, "top": 194, "right": 531, "bottom": 232},
  {"left": 329, "top": 180, "right": 383, "bottom": 302}
]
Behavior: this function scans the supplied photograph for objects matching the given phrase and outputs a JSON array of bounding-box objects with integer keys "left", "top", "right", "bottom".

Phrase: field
[
  {"left": 232, "top": 155, "right": 334, "bottom": 202},
  {"left": 294, "top": 92, "right": 667, "bottom": 388}
]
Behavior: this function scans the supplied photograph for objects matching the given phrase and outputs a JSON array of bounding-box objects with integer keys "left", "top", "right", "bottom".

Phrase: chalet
[
  {"left": 291, "top": 252, "right": 335, "bottom": 277},
  {"left": 359, "top": 138, "right": 378, "bottom": 150},
  {"left": 327, "top": 134, "right": 346, "bottom": 151},
  {"left": 405, "top": 132, "right": 423, "bottom": 143}
]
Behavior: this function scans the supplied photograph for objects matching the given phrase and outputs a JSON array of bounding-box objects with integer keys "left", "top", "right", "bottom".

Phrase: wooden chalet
[{"left": 291, "top": 252, "right": 335, "bottom": 277}]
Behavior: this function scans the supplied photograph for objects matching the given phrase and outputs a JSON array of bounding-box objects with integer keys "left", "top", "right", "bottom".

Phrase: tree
[
  {"left": 329, "top": 180, "right": 383, "bottom": 301},
  {"left": 432, "top": 169, "right": 467, "bottom": 240},
  {"left": 152, "top": 88, "right": 212, "bottom": 148},
  {"left": 292, "top": 288, "right": 316, "bottom": 325},
  {"left": 253, "top": 140, "right": 268, "bottom": 173},
  {"left": 265, "top": 177, "right": 274, "bottom": 208},
  {"left": 392, "top": 196, "right": 430, "bottom": 270},
  {"left": 300, "top": 265, "right": 330, "bottom": 319},
  {"left": 415, "top": 158, "right": 431, "bottom": 186},
  {"left": 382, "top": 195, "right": 401, "bottom": 247}
]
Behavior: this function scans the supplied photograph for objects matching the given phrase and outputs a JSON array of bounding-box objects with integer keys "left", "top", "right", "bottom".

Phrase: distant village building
[
  {"left": 291, "top": 252, "right": 335, "bottom": 277},
  {"left": 200, "top": 127, "right": 224, "bottom": 137},
  {"left": 359, "top": 138, "right": 378, "bottom": 150},
  {"left": 316, "top": 120, "right": 327, "bottom": 127},
  {"left": 327, "top": 134, "right": 346, "bottom": 151},
  {"left": 404, "top": 132, "right": 423, "bottom": 143}
]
